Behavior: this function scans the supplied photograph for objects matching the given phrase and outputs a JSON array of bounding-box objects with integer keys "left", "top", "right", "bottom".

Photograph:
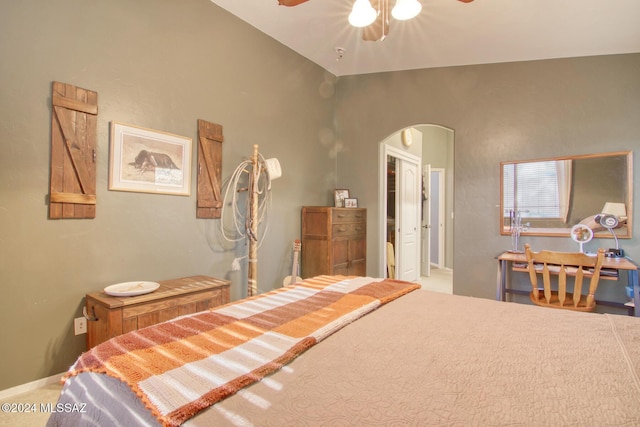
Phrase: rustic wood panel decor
[
  {"left": 196, "top": 119, "right": 224, "bottom": 218},
  {"left": 49, "top": 81, "right": 98, "bottom": 219}
]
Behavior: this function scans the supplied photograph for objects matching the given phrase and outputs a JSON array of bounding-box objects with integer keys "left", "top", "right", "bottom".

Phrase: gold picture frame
[{"left": 109, "top": 122, "right": 192, "bottom": 196}]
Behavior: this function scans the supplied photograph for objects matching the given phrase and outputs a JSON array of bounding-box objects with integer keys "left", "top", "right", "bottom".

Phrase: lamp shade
[
  {"left": 602, "top": 202, "right": 627, "bottom": 218},
  {"left": 391, "top": 0, "right": 422, "bottom": 20},
  {"left": 349, "top": 0, "right": 377, "bottom": 27}
]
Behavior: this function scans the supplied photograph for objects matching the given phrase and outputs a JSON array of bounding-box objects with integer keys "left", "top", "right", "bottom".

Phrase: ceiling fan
[{"left": 278, "top": 0, "right": 475, "bottom": 42}]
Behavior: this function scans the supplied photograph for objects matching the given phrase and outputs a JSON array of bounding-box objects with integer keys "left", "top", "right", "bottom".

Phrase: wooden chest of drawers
[
  {"left": 85, "top": 275, "right": 230, "bottom": 348},
  {"left": 301, "top": 206, "right": 366, "bottom": 278}
]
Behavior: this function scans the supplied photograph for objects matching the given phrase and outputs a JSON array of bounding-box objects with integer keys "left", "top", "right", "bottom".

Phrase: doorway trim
[
  {"left": 378, "top": 143, "right": 421, "bottom": 278},
  {"left": 430, "top": 168, "right": 446, "bottom": 269},
  {"left": 421, "top": 164, "right": 431, "bottom": 277}
]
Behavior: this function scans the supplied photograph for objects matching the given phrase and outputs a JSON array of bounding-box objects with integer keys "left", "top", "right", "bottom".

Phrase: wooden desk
[{"left": 496, "top": 251, "right": 639, "bottom": 316}]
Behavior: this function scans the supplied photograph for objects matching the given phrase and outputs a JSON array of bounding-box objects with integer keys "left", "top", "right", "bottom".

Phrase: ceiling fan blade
[
  {"left": 278, "top": 0, "right": 309, "bottom": 6},
  {"left": 363, "top": 0, "right": 390, "bottom": 42}
]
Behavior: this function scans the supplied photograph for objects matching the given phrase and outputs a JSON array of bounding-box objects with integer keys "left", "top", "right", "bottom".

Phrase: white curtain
[{"left": 556, "top": 160, "right": 572, "bottom": 222}]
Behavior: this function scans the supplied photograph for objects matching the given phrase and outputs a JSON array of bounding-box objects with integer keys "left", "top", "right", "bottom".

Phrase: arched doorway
[{"left": 378, "top": 125, "right": 454, "bottom": 290}]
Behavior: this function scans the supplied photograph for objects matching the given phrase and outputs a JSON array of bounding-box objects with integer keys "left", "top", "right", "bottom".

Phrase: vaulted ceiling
[{"left": 210, "top": 0, "right": 640, "bottom": 76}]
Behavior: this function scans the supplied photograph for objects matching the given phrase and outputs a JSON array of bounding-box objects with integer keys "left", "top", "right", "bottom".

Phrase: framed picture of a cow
[{"left": 109, "top": 122, "right": 192, "bottom": 196}]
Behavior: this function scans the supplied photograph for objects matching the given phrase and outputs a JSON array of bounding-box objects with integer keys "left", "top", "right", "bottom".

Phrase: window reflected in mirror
[{"left": 500, "top": 151, "right": 632, "bottom": 238}]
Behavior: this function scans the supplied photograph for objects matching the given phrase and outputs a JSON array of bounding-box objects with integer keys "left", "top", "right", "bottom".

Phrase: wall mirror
[{"left": 500, "top": 151, "right": 633, "bottom": 238}]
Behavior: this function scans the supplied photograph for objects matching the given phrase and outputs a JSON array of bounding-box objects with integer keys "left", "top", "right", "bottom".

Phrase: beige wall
[
  {"left": 420, "top": 125, "right": 454, "bottom": 269},
  {"left": 335, "top": 54, "right": 640, "bottom": 301},
  {"left": 0, "top": 0, "right": 336, "bottom": 389}
]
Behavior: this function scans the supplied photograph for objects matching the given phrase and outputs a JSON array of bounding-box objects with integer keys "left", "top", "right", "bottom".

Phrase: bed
[{"left": 47, "top": 275, "right": 640, "bottom": 426}]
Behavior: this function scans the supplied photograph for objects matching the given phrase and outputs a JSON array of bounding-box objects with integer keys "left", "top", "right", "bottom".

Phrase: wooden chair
[
  {"left": 386, "top": 242, "right": 396, "bottom": 279},
  {"left": 524, "top": 244, "right": 606, "bottom": 312}
]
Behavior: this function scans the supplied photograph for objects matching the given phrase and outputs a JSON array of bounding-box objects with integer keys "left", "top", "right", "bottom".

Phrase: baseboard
[{"left": 0, "top": 373, "right": 64, "bottom": 400}]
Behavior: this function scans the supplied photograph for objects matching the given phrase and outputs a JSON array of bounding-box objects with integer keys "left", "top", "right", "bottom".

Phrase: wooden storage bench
[{"left": 85, "top": 275, "right": 230, "bottom": 348}]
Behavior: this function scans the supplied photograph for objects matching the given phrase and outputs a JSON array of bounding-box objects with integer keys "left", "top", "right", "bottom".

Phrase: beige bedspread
[
  {"left": 49, "top": 286, "right": 640, "bottom": 426},
  {"left": 188, "top": 289, "right": 640, "bottom": 426}
]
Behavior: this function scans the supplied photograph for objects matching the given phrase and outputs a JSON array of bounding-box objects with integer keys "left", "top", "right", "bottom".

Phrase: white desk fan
[{"left": 570, "top": 224, "right": 593, "bottom": 253}]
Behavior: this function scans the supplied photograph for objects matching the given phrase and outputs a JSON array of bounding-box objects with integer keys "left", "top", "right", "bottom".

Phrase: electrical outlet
[{"left": 74, "top": 317, "right": 87, "bottom": 335}]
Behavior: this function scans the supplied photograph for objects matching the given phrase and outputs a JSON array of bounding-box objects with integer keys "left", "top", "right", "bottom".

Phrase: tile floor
[{"left": 419, "top": 267, "right": 453, "bottom": 294}]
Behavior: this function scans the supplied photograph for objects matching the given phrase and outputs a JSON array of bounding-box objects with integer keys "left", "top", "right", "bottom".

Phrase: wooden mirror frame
[{"left": 500, "top": 151, "right": 633, "bottom": 238}]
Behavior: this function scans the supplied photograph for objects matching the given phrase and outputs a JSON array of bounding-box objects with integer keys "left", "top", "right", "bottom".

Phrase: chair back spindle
[{"left": 524, "top": 244, "right": 606, "bottom": 312}]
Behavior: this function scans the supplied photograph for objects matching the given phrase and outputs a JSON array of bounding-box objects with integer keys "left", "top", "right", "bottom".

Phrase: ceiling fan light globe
[
  {"left": 349, "top": 0, "right": 377, "bottom": 27},
  {"left": 392, "top": 0, "right": 422, "bottom": 20}
]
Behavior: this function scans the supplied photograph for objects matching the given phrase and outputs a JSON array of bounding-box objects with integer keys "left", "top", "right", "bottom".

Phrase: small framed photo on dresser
[
  {"left": 344, "top": 198, "right": 358, "bottom": 208},
  {"left": 334, "top": 189, "right": 349, "bottom": 207}
]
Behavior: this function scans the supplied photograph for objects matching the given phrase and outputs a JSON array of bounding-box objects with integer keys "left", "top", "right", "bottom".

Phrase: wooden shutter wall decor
[
  {"left": 196, "top": 119, "right": 224, "bottom": 219},
  {"left": 49, "top": 81, "right": 98, "bottom": 219}
]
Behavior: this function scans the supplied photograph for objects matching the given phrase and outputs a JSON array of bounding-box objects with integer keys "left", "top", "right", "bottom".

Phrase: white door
[
  {"left": 421, "top": 164, "right": 431, "bottom": 276},
  {"left": 396, "top": 158, "right": 421, "bottom": 282}
]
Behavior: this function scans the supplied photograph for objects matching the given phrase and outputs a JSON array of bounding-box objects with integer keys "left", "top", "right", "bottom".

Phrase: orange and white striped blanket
[{"left": 64, "top": 275, "right": 420, "bottom": 427}]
